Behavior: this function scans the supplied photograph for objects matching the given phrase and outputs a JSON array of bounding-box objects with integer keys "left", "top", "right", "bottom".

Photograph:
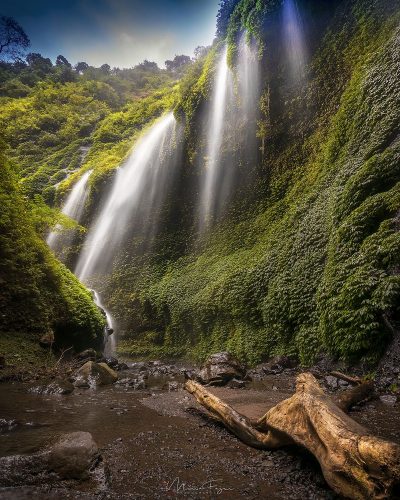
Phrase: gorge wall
[{"left": 1, "top": 0, "right": 399, "bottom": 367}]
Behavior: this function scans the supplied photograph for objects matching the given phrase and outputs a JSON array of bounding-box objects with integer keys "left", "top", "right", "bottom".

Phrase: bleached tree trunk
[{"left": 185, "top": 373, "right": 400, "bottom": 499}]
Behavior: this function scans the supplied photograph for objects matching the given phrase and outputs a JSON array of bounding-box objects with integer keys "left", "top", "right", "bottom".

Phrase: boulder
[
  {"left": 72, "top": 361, "right": 118, "bottom": 387},
  {"left": 0, "top": 432, "right": 100, "bottom": 485},
  {"left": 47, "top": 431, "right": 99, "bottom": 479},
  {"left": 199, "top": 352, "right": 245, "bottom": 385}
]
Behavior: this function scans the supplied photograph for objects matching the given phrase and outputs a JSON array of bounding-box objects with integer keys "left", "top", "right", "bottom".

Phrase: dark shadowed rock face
[
  {"left": 47, "top": 431, "right": 99, "bottom": 479},
  {"left": 199, "top": 352, "right": 246, "bottom": 386}
]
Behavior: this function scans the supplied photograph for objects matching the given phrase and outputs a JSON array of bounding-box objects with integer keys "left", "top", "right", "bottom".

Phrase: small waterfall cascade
[
  {"left": 282, "top": 0, "right": 308, "bottom": 81},
  {"left": 47, "top": 169, "right": 92, "bottom": 253},
  {"left": 75, "top": 112, "right": 178, "bottom": 283},
  {"left": 92, "top": 290, "right": 115, "bottom": 356},
  {"left": 198, "top": 46, "right": 233, "bottom": 232}
]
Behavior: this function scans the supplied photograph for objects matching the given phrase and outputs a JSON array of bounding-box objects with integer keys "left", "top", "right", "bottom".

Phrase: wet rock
[
  {"left": 262, "top": 363, "right": 283, "bottom": 376},
  {"left": 379, "top": 394, "right": 397, "bottom": 406},
  {"left": 324, "top": 375, "right": 339, "bottom": 390},
  {"left": 76, "top": 349, "right": 97, "bottom": 362},
  {"left": 227, "top": 378, "right": 246, "bottom": 389},
  {"left": 199, "top": 352, "right": 246, "bottom": 385},
  {"left": 72, "top": 361, "right": 118, "bottom": 387},
  {"left": 274, "top": 355, "right": 298, "bottom": 369},
  {"left": 134, "top": 378, "right": 147, "bottom": 390},
  {"left": 39, "top": 332, "right": 54, "bottom": 349},
  {"left": 47, "top": 431, "right": 99, "bottom": 479},
  {"left": 163, "top": 381, "right": 180, "bottom": 391},
  {"left": 30, "top": 378, "right": 74, "bottom": 395},
  {"left": 0, "top": 418, "right": 20, "bottom": 433},
  {"left": 261, "top": 355, "right": 298, "bottom": 376},
  {"left": 0, "top": 432, "right": 100, "bottom": 486},
  {"left": 104, "top": 356, "right": 119, "bottom": 369},
  {"left": 0, "top": 452, "right": 48, "bottom": 487},
  {"left": 116, "top": 362, "right": 129, "bottom": 371},
  {"left": 116, "top": 376, "right": 147, "bottom": 390}
]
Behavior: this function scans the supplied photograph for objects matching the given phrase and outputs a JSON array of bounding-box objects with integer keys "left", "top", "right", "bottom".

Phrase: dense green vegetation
[
  {"left": 112, "top": 0, "right": 400, "bottom": 365},
  {"left": 0, "top": 58, "right": 179, "bottom": 204},
  {"left": 0, "top": 140, "right": 105, "bottom": 357},
  {"left": 1, "top": 0, "right": 399, "bottom": 368}
]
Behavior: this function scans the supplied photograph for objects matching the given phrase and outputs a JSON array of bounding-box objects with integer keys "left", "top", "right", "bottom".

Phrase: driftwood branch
[
  {"left": 329, "top": 370, "right": 362, "bottom": 386},
  {"left": 185, "top": 373, "right": 400, "bottom": 499}
]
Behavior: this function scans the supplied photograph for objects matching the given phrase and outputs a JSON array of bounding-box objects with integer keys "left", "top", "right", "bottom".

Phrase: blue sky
[{"left": 0, "top": 0, "right": 220, "bottom": 68}]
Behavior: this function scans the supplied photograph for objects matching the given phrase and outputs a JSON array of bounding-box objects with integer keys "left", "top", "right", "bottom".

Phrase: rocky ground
[{"left": 0, "top": 352, "right": 399, "bottom": 499}]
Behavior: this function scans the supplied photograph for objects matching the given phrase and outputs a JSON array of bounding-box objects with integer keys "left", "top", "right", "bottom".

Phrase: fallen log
[{"left": 185, "top": 373, "right": 400, "bottom": 499}]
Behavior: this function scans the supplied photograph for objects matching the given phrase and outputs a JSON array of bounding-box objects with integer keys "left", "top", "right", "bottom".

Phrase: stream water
[{"left": 1, "top": 370, "right": 399, "bottom": 499}]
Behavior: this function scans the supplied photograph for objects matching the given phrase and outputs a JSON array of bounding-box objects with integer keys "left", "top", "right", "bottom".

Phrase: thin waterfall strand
[
  {"left": 199, "top": 46, "right": 231, "bottom": 232},
  {"left": 47, "top": 169, "right": 92, "bottom": 252},
  {"left": 282, "top": 0, "right": 308, "bottom": 81},
  {"left": 92, "top": 290, "right": 116, "bottom": 356}
]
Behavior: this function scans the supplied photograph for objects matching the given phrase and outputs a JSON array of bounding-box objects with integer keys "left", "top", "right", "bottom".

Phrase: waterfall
[
  {"left": 198, "top": 37, "right": 260, "bottom": 234},
  {"left": 92, "top": 290, "right": 115, "bottom": 356},
  {"left": 46, "top": 169, "right": 117, "bottom": 354},
  {"left": 75, "top": 112, "right": 179, "bottom": 282},
  {"left": 235, "top": 33, "right": 261, "bottom": 170},
  {"left": 47, "top": 169, "right": 92, "bottom": 253},
  {"left": 282, "top": 0, "right": 308, "bottom": 81},
  {"left": 199, "top": 46, "right": 233, "bottom": 232}
]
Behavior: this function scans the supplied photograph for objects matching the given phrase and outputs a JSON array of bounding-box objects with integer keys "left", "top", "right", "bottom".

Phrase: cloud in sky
[{"left": 0, "top": 0, "right": 220, "bottom": 68}]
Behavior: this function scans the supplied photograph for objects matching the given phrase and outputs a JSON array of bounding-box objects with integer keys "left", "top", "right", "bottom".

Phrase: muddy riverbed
[{"left": 0, "top": 365, "right": 399, "bottom": 499}]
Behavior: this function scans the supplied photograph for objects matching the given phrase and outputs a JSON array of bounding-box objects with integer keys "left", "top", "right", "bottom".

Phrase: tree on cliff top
[{"left": 0, "top": 16, "right": 30, "bottom": 61}]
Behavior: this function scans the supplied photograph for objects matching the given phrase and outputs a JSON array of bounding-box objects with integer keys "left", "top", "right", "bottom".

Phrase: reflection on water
[{"left": 0, "top": 370, "right": 185, "bottom": 457}]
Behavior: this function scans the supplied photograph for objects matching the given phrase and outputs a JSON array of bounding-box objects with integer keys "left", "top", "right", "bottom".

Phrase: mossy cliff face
[
  {"left": 113, "top": 0, "right": 400, "bottom": 365},
  {"left": 2, "top": 0, "right": 398, "bottom": 367},
  {"left": 0, "top": 142, "right": 105, "bottom": 356}
]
